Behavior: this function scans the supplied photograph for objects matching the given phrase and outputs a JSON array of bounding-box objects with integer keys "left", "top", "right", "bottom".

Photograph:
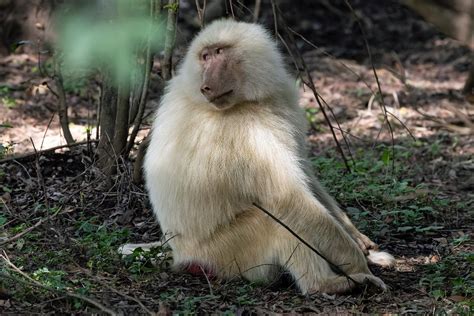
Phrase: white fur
[
  {"left": 143, "top": 20, "right": 390, "bottom": 294},
  {"left": 368, "top": 250, "right": 395, "bottom": 267}
]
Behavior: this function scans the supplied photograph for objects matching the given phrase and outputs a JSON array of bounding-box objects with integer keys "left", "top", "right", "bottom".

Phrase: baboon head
[{"left": 178, "top": 19, "right": 292, "bottom": 110}]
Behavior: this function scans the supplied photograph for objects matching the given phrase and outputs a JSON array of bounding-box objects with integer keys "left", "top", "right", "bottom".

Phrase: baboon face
[{"left": 198, "top": 44, "right": 243, "bottom": 110}]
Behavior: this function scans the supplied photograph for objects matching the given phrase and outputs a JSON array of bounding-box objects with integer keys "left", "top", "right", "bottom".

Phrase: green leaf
[
  {"left": 381, "top": 148, "right": 391, "bottom": 165},
  {"left": 0, "top": 214, "right": 7, "bottom": 226}
]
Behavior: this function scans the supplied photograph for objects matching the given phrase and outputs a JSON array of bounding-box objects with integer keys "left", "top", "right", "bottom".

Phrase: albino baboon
[{"left": 144, "top": 19, "right": 394, "bottom": 294}]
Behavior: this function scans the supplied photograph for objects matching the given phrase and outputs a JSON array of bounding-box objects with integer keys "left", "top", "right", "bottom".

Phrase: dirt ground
[{"left": 0, "top": 0, "right": 473, "bottom": 314}]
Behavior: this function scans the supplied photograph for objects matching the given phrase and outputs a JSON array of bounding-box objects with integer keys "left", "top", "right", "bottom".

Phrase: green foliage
[
  {"left": 56, "top": 2, "right": 164, "bottom": 86},
  {"left": 0, "top": 85, "right": 17, "bottom": 109},
  {"left": 234, "top": 284, "right": 258, "bottom": 305},
  {"left": 159, "top": 289, "right": 221, "bottom": 314},
  {"left": 305, "top": 107, "right": 318, "bottom": 124},
  {"left": 62, "top": 72, "right": 90, "bottom": 96},
  {"left": 311, "top": 143, "right": 447, "bottom": 235},
  {"left": 420, "top": 252, "right": 473, "bottom": 300},
  {"left": 32, "top": 267, "right": 68, "bottom": 290},
  {"left": 0, "top": 143, "right": 14, "bottom": 160},
  {"left": 76, "top": 217, "right": 130, "bottom": 271},
  {"left": 122, "top": 246, "right": 170, "bottom": 275},
  {"left": 164, "top": 2, "right": 179, "bottom": 12},
  {"left": 0, "top": 85, "right": 10, "bottom": 95}
]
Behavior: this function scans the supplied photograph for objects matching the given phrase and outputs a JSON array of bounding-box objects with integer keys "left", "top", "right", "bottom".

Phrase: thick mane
[
  {"left": 143, "top": 20, "right": 392, "bottom": 296},
  {"left": 177, "top": 19, "right": 292, "bottom": 104},
  {"left": 188, "top": 19, "right": 274, "bottom": 57}
]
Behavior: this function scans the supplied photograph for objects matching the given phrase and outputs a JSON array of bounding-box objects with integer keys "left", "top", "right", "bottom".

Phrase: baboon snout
[
  {"left": 200, "top": 50, "right": 235, "bottom": 104},
  {"left": 200, "top": 84, "right": 212, "bottom": 96},
  {"left": 200, "top": 81, "right": 233, "bottom": 103}
]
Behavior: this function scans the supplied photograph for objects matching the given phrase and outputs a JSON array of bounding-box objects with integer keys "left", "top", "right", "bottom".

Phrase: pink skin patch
[{"left": 183, "top": 262, "right": 216, "bottom": 279}]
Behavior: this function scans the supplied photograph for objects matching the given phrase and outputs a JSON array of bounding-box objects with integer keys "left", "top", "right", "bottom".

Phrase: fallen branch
[
  {"left": 0, "top": 140, "right": 98, "bottom": 164},
  {"left": 72, "top": 257, "right": 155, "bottom": 315},
  {"left": 30, "top": 138, "right": 50, "bottom": 210},
  {"left": 0, "top": 216, "right": 49, "bottom": 246},
  {"left": 0, "top": 205, "right": 74, "bottom": 247},
  {"left": 0, "top": 251, "right": 117, "bottom": 315}
]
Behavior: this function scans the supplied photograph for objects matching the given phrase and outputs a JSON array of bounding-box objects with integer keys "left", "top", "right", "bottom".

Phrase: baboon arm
[
  {"left": 249, "top": 131, "right": 362, "bottom": 263},
  {"left": 261, "top": 185, "right": 368, "bottom": 274},
  {"left": 303, "top": 168, "right": 393, "bottom": 266},
  {"left": 252, "top": 151, "right": 367, "bottom": 273},
  {"left": 308, "top": 178, "right": 377, "bottom": 252}
]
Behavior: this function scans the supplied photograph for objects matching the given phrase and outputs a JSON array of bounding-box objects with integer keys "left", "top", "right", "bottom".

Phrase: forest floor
[{"left": 0, "top": 0, "right": 473, "bottom": 314}]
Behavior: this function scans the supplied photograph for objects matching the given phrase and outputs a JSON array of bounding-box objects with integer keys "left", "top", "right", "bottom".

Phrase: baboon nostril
[{"left": 201, "top": 85, "right": 212, "bottom": 95}]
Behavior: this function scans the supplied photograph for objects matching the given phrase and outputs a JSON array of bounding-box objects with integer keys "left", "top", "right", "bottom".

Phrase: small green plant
[
  {"left": 0, "top": 142, "right": 14, "bottom": 159},
  {"left": 0, "top": 213, "right": 7, "bottom": 226},
  {"left": 1, "top": 96, "right": 17, "bottom": 109},
  {"left": 305, "top": 107, "right": 318, "bottom": 124},
  {"left": 32, "top": 267, "right": 68, "bottom": 290},
  {"left": 0, "top": 86, "right": 16, "bottom": 109},
  {"left": 311, "top": 143, "right": 450, "bottom": 236},
  {"left": 76, "top": 217, "right": 130, "bottom": 271},
  {"left": 420, "top": 252, "right": 473, "bottom": 302},
  {"left": 451, "top": 235, "right": 470, "bottom": 247},
  {"left": 123, "top": 246, "right": 169, "bottom": 275},
  {"left": 235, "top": 284, "right": 258, "bottom": 305}
]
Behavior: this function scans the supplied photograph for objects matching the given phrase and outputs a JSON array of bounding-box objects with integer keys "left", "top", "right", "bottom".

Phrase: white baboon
[{"left": 143, "top": 19, "right": 394, "bottom": 294}]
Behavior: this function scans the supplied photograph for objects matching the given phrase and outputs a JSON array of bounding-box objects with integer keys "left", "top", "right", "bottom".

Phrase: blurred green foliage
[{"left": 56, "top": 1, "right": 164, "bottom": 86}]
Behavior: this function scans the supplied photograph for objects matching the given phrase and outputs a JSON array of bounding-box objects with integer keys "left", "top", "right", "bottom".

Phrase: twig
[
  {"left": 40, "top": 112, "right": 56, "bottom": 150},
  {"left": 195, "top": 0, "right": 207, "bottom": 28},
  {"left": 414, "top": 107, "right": 473, "bottom": 134},
  {"left": 367, "top": 92, "right": 377, "bottom": 112},
  {"left": 162, "top": 0, "right": 179, "bottom": 81},
  {"left": 0, "top": 251, "right": 117, "bottom": 315},
  {"left": 0, "top": 140, "right": 98, "bottom": 164},
  {"left": 385, "top": 110, "right": 416, "bottom": 141},
  {"left": 271, "top": 2, "right": 352, "bottom": 172},
  {"left": 252, "top": 203, "right": 359, "bottom": 285},
  {"left": 316, "top": 92, "right": 355, "bottom": 164},
  {"left": 125, "top": 0, "right": 158, "bottom": 157},
  {"left": 199, "top": 265, "right": 214, "bottom": 296},
  {"left": 53, "top": 53, "right": 75, "bottom": 145},
  {"left": 253, "top": 0, "right": 261, "bottom": 22},
  {"left": 0, "top": 216, "right": 49, "bottom": 246},
  {"left": 0, "top": 197, "right": 12, "bottom": 217},
  {"left": 228, "top": 0, "right": 235, "bottom": 18},
  {"left": 270, "top": 0, "right": 278, "bottom": 39},
  {"left": 332, "top": 126, "right": 369, "bottom": 143},
  {"left": 344, "top": 0, "right": 396, "bottom": 171},
  {"left": 103, "top": 283, "right": 154, "bottom": 315},
  {"left": 30, "top": 138, "right": 50, "bottom": 210},
  {"left": 287, "top": 27, "right": 375, "bottom": 95},
  {"left": 44, "top": 81, "right": 59, "bottom": 98}
]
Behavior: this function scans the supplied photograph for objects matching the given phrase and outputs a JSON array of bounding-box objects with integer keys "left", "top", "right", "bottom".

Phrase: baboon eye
[
  {"left": 216, "top": 47, "right": 224, "bottom": 54},
  {"left": 202, "top": 52, "right": 209, "bottom": 61}
]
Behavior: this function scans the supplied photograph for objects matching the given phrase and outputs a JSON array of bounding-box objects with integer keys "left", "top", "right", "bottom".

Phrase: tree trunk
[
  {"left": 53, "top": 54, "right": 75, "bottom": 145},
  {"left": 96, "top": 73, "right": 118, "bottom": 175},
  {"left": 112, "top": 81, "right": 131, "bottom": 157}
]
